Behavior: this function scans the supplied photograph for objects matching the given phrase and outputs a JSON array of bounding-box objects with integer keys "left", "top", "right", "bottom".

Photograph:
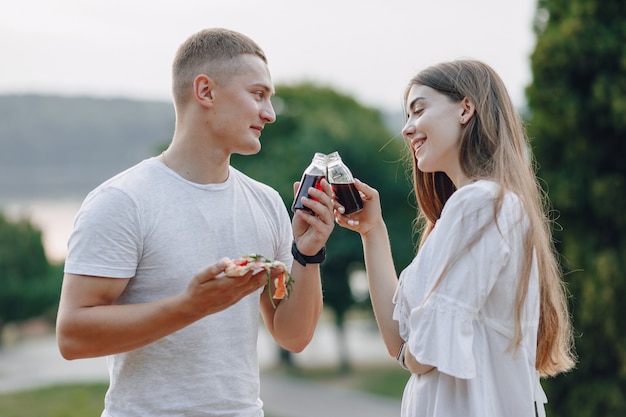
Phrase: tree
[
  {"left": 0, "top": 212, "right": 59, "bottom": 341},
  {"left": 526, "top": 0, "right": 626, "bottom": 415},
  {"left": 232, "top": 83, "right": 416, "bottom": 369}
]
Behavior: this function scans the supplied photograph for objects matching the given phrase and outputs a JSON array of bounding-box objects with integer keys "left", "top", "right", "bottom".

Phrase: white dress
[{"left": 392, "top": 180, "right": 547, "bottom": 417}]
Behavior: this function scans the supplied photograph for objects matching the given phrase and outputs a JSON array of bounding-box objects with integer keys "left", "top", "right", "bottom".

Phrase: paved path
[
  {"left": 261, "top": 374, "right": 401, "bottom": 417},
  {"left": 0, "top": 318, "right": 402, "bottom": 416}
]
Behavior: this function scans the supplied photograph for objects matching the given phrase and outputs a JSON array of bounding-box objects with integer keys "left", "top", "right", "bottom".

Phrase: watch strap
[{"left": 291, "top": 241, "right": 326, "bottom": 266}]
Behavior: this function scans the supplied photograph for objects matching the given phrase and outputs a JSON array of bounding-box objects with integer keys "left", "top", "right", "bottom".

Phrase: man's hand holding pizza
[{"left": 181, "top": 260, "right": 269, "bottom": 319}]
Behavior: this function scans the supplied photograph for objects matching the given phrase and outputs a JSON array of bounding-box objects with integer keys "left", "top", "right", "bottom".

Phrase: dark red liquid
[
  {"left": 332, "top": 183, "right": 363, "bottom": 215},
  {"left": 292, "top": 174, "right": 325, "bottom": 214}
]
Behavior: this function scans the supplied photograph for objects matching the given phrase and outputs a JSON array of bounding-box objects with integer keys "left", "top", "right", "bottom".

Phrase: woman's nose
[{"left": 401, "top": 120, "right": 415, "bottom": 139}]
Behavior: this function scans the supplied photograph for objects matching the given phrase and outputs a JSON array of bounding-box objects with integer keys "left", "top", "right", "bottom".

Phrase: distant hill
[
  {"left": 0, "top": 95, "right": 175, "bottom": 201},
  {"left": 0, "top": 94, "right": 403, "bottom": 203}
]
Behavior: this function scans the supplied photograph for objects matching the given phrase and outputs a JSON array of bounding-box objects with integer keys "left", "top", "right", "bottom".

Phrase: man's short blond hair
[{"left": 172, "top": 28, "right": 267, "bottom": 106}]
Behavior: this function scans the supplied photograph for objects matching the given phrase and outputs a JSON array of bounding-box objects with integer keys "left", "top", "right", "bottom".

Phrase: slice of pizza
[{"left": 221, "top": 254, "right": 294, "bottom": 307}]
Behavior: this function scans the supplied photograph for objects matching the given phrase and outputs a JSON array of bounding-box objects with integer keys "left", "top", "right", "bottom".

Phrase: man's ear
[
  {"left": 193, "top": 74, "right": 215, "bottom": 108},
  {"left": 460, "top": 97, "right": 476, "bottom": 125}
]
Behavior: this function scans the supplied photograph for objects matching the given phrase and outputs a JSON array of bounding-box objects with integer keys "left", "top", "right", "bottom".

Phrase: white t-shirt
[
  {"left": 65, "top": 157, "right": 293, "bottom": 417},
  {"left": 392, "top": 180, "right": 547, "bottom": 417}
]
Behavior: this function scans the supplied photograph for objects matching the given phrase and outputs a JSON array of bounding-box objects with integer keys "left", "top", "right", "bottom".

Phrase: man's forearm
[{"left": 266, "top": 264, "right": 323, "bottom": 352}]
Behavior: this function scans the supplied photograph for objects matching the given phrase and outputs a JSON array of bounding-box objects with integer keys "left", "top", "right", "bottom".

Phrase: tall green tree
[
  {"left": 526, "top": 0, "right": 626, "bottom": 415},
  {"left": 232, "top": 83, "right": 415, "bottom": 368},
  {"left": 0, "top": 213, "right": 59, "bottom": 340}
]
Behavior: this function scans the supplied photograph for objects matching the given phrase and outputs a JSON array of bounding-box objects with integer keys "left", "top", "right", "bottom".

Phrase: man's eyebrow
[{"left": 252, "top": 82, "right": 275, "bottom": 95}]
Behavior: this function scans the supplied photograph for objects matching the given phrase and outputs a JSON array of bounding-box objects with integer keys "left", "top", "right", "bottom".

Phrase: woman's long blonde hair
[{"left": 407, "top": 60, "right": 575, "bottom": 377}]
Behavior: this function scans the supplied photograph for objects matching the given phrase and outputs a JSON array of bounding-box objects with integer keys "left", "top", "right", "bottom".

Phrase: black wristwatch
[{"left": 291, "top": 241, "right": 326, "bottom": 266}]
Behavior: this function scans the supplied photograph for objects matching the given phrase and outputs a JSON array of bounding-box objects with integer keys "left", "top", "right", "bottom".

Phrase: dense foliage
[
  {"left": 526, "top": 0, "right": 626, "bottom": 415},
  {"left": 0, "top": 213, "right": 60, "bottom": 337}
]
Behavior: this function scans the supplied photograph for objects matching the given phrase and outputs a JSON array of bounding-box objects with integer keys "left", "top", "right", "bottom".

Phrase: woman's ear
[
  {"left": 459, "top": 97, "right": 476, "bottom": 125},
  {"left": 193, "top": 74, "right": 215, "bottom": 108}
]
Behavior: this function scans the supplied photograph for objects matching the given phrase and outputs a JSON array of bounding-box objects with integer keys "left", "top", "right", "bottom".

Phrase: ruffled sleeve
[
  {"left": 393, "top": 259, "right": 416, "bottom": 342},
  {"left": 409, "top": 292, "right": 477, "bottom": 378},
  {"left": 406, "top": 182, "right": 516, "bottom": 379}
]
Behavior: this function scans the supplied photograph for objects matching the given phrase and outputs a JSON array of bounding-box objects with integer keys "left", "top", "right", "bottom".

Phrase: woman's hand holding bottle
[{"left": 334, "top": 178, "right": 385, "bottom": 237}]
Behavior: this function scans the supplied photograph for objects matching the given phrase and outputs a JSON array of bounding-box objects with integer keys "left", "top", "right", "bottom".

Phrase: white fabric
[
  {"left": 65, "top": 157, "right": 293, "bottom": 417},
  {"left": 392, "top": 180, "right": 547, "bottom": 417}
]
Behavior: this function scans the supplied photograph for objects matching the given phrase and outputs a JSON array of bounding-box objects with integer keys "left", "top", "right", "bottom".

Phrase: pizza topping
[{"left": 273, "top": 274, "right": 287, "bottom": 300}]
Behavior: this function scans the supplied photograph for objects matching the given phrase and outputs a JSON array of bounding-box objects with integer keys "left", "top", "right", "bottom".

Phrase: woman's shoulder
[
  {"left": 445, "top": 180, "right": 525, "bottom": 228},
  {"left": 443, "top": 180, "right": 498, "bottom": 214},
  {"left": 459, "top": 179, "right": 499, "bottom": 197}
]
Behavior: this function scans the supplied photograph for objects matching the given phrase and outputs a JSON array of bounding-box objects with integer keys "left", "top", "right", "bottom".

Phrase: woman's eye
[{"left": 409, "top": 108, "right": 423, "bottom": 118}]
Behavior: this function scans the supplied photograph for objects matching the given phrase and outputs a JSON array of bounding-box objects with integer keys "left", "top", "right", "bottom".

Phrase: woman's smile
[{"left": 411, "top": 137, "right": 426, "bottom": 157}]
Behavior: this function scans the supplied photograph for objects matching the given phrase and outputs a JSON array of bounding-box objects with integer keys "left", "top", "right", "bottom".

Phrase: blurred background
[{"left": 1, "top": 0, "right": 625, "bottom": 416}]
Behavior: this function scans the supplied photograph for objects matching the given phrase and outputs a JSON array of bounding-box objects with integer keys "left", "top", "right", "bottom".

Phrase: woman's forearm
[{"left": 361, "top": 221, "right": 404, "bottom": 357}]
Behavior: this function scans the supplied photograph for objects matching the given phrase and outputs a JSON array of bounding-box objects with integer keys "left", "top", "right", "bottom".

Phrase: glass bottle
[
  {"left": 291, "top": 152, "right": 327, "bottom": 214},
  {"left": 326, "top": 151, "right": 363, "bottom": 215}
]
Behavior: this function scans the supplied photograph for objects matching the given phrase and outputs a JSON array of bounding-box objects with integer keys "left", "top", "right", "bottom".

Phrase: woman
[{"left": 335, "top": 60, "right": 575, "bottom": 416}]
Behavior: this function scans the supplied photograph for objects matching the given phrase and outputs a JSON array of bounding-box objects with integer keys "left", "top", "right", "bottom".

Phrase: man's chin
[{"left": 234, "top": 144, "right": 262, "bottom": 156}]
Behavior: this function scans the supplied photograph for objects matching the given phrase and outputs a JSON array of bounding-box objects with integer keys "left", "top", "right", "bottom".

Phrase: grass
[
  {"left": 0, "top": 366, "right": 409, "bottom": 416},
  {"left": 0, "top": 384, "right": 283, "bottom": 417},
  {"left": 0, "top": 383, "right": 107, "bottom": 417},
  {"left": 277, "top": 364, "right": 409, "bottom": 399}
]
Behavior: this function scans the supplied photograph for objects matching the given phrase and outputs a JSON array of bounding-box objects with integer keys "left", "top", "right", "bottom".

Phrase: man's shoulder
[
  {"left": 98, "top": 157, "right": 159, "bottom": 188},
  {"left": 230, "top": 166, "right": 280, "bottom": 195},
  {"left": 82, "top": 158, "right": 159, "bottom": 204}
]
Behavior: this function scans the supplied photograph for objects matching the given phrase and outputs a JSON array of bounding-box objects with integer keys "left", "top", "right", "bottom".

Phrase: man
[{"left": 56, "top": 28, "right": 335, "bottom": 417}]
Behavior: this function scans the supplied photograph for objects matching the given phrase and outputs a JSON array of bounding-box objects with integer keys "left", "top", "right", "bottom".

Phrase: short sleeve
[
  {"left": 65, "top": 186, "right": 142, "bottom": 278},
  {"left": 275, "top": 197, "right": 295, "bottom": 273},
  {"left": 407, "top": 183, "right": 511, "bottom": 379}
]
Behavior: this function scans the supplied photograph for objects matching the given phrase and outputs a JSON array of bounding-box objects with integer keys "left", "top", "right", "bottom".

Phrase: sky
[{"left": 1, "top": 0, "right": 538, "bottom": 113}]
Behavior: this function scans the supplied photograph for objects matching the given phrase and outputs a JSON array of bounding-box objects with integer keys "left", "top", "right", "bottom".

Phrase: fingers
[
  {"left": 334, "top": 210, "right": 361, "bottom": 229},
  {"left": 333, "top": 179, "right": 384, "bottom": 232},
  {"left": 296, "top": 179, "right": 334, "bottom": 224},
  {"left": 353, "top": 178, "right": 377, "bottom": 200},
  {"left": 292, "top": 179, "right": 335, "bottom": 254},
  {"left": 346, "top": 218, "right": 360, "bottom": 227},
  {"left": 186, "top": 261, "right": 268, "bottom": 317},
  {"left": 194, "top": 259, "right": 227, "bottom": 284},
  {"left": 209, "top": 269, "right": 268, "bottom": 304},
  {"left": 194, "top": 259, "right": 268, "bottom": 294},
  {"left": 292, "top": 181, "right": 300, "bottom": 198},
  {"left": 247, "top": 269, "right": 273, "bottom": 290},
  {"left": 223, "top": 268, "right": 269, "bottom": 290}
]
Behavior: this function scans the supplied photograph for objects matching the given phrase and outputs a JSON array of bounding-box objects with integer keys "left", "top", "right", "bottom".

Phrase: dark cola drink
[
  {"left": 292, "top": 174, "right": 325, "bottom": 214},
  {"left": 332, "top": 183, "right": 363, "bottom": 215},
  {"left": 292, "top": 153, "right": 327, "bottom": 215},
  {"left": 326, "top": 151, "right": 363, "bottom": 215}
]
